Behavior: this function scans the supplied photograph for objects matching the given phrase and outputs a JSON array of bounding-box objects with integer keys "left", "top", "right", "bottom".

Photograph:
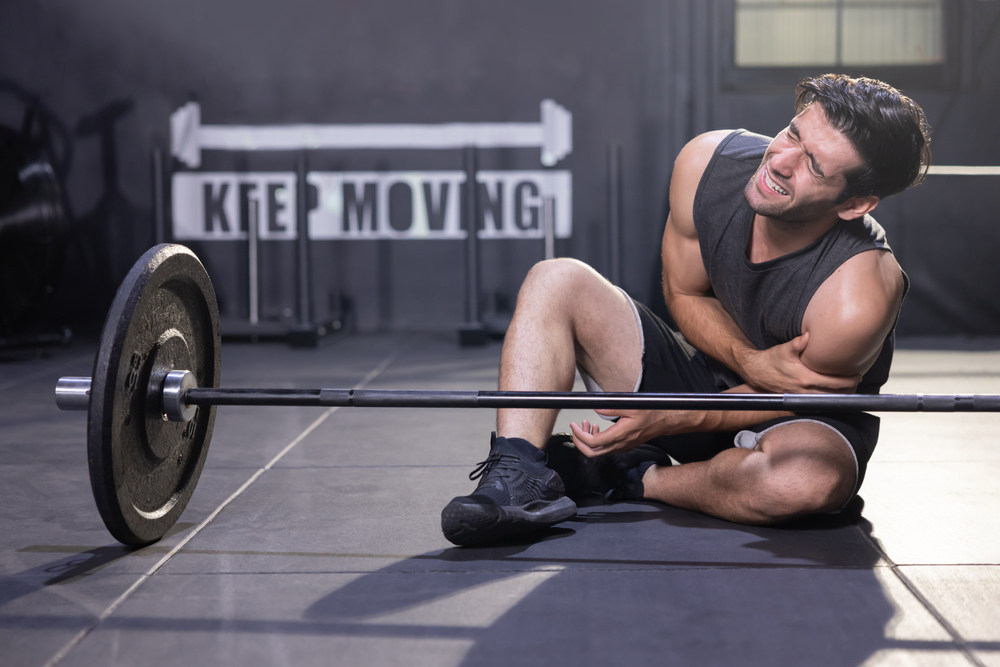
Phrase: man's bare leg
[
  {"left": 641, "top": 421, "right": 858, "bottom": 524},
  {"left": 496, "top": 258, "right": 643, "bottom": 449},
  {"left": 441, "top": 258, "right": 643, "bottom": 546}
]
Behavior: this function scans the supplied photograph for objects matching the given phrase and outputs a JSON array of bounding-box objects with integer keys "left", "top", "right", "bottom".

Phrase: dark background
[{"left": 1, "top": 0, "right": 998, "bottom": 339}]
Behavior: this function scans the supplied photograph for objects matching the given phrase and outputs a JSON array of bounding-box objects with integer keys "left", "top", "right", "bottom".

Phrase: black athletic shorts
[{"left": 621, "top": 293, "right": 880, "bottom": 499}]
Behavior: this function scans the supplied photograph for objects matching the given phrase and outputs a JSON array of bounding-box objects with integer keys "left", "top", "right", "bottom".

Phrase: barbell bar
[
  {"left": 56, "top": 373, "right": 1000, "bottom": 416},
  {"left": 53, "top": 244, "right": 1000, "bottom": 548}
]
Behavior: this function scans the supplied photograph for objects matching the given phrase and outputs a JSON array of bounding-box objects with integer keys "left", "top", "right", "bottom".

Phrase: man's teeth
[{"left": 764, "top": 170, "right": 788, "bottom": 196}]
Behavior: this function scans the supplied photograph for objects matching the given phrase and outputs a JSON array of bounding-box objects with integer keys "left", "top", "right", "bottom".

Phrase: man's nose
[{"left": 769, "top": 146, "right": 799, "bottom": 177}]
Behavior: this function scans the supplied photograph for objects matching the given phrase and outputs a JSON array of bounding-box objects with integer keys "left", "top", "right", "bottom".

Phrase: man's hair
[{"left": 795, "top": 73, "right": 931, "bottom": 202}]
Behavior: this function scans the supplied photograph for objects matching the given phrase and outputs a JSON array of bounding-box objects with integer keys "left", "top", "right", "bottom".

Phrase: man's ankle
[{"left": 499, "top": 436, "right": 546, "bottom": 462}]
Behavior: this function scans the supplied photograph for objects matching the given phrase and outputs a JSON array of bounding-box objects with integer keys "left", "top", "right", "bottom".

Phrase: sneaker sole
[{"left": 441, "top": 496, "right": 577, "bottom": 546}]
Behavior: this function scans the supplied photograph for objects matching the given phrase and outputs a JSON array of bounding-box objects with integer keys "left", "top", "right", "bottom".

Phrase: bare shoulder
[
  {"left": 669, "top": 130, "right": 736, "bottom": 232},
  {"left": 816, "top": 249, "right": 904, "bottom": 313},
  {"left": 801, "top": 249, "right": 905, "bottom": 375},
  {"left": 673, "top": 130, "right": 733, "bottom": 183}
]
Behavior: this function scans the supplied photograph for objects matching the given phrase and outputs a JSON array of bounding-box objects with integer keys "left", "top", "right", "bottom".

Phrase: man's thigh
[{"left": 546, "top": 261, "right": 643, "bottom": 393}]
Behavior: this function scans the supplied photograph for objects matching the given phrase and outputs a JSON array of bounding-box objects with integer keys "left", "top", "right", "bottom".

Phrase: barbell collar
[
  {"left": 55, "top": 377, "right": 91, "bottom": 411},
  {"left": 162, "top": 370, "right": 198, "bottom": 422}
]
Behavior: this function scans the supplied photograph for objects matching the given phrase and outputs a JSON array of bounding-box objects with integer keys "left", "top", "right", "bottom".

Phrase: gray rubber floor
[{"left": 2, "top": 333, "right": 998, "bottom": 667}]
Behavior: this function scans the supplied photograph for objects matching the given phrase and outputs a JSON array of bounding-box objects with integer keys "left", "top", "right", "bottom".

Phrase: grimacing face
[{"left": 744, "top": 103, "right": 865, "bottom": 224}]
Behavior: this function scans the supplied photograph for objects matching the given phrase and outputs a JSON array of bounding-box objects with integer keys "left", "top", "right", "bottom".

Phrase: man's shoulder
[
  {"left": 676, "top": 130, "right": 739, "bottom": 173},
  {"left": 675, "top": 130, "right": 770, "bottom": 196},
  {"left": 672, "top": 130, "right": 740, "bottom": 203},
  {"left": 678, "top": 129, "right": 770, "bottom": 169}
]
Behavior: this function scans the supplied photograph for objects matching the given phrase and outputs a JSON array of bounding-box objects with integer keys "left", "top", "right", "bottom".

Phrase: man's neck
[{"left": 747, "top": 213, "right": 842, "bottom": 264}]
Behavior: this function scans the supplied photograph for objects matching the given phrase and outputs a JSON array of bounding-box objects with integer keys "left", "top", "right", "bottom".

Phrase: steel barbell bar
[{"left": 56, "top": 372, "right": 1000, "bottom": 419}]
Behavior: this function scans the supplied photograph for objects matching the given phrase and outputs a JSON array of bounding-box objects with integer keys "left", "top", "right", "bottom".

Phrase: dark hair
[{"left": 795, "top": 74, "right": 931, "bottom": 201}]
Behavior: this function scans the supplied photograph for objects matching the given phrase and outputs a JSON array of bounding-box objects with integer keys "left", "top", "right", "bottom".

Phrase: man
[{"left": 441, "top": 74, "right": 931, "bottom": 546}]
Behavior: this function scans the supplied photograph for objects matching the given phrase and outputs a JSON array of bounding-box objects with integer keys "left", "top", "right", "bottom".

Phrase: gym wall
[{"left": 1, "top": 0, "right": 997, "bottom": 338}]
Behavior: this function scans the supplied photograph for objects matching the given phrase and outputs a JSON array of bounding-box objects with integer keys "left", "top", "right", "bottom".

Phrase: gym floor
[{"left": 2, "top": 333, "right": 999, "bottom": 667}]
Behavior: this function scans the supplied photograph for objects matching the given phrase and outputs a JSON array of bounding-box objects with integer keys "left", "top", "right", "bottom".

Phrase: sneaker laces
[{"left": 468, "top": 453, "right": 520, "bottom": 481}]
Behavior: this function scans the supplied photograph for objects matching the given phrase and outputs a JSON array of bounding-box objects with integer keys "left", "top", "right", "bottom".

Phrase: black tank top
[{"left": 692, "top": 130, "right": 908, "bottom": 394}]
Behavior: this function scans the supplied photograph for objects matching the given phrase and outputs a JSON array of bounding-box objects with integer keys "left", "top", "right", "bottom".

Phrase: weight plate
[{"left": 87, "top": 244, "right": 221, "bottom": 546}]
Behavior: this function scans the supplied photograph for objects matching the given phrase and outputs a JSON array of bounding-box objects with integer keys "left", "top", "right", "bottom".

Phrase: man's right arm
[{"left": 662, "top": 132, "right": 861, "bottom": 395}]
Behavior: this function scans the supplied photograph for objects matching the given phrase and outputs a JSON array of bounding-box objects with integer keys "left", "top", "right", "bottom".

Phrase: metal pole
[
  {"left": 181, "top": 388, "right": 1000, "bottom": 413},
  {"left": 54, "top": 377, "right": 1000, "bottom": 415},
  {"left": 295, "top": 151, "right": 312, "bottom": 329},
  {"left": 458, "top": 146, "right": 486, "bottom": 346},
  {"left": 248, "top": 198, "right": 259, "bottom": 325},
  {"left": 607, "top": 143, "right": 623, "bottom": 285},
  {"left": 464, "top": 146, "right": 480, "bottom": 324}
]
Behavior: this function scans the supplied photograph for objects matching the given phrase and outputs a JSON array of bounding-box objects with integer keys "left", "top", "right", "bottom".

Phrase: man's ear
[{"left": 837, "top": 195, "right": 879, "bottom": 220}]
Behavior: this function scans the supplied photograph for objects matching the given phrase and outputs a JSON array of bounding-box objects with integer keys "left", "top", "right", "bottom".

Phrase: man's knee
[
  {"left": 523, "top": 258, "right": 599, "bottom": 292},
  {"left": 517, "top": 258, "right": 604, "bottom": 313},
  {"left": 752, "top": 424, "right": 857, "bottom": 522}
]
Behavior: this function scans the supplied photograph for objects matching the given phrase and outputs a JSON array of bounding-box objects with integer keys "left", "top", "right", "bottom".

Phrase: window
[
  {"left": 721, "top": 0, "right": 956, "bottom": 90},
  {"left": 735, "top": 0, "right": 944, "bottom": 67}
]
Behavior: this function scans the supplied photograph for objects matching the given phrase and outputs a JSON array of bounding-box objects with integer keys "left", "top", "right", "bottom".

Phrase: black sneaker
[
  {"left": 441, "top": 433, "right": 577, "bottom": 546},
  {"left": 545, "top": 433, "right": 671, "bottom": 502}
]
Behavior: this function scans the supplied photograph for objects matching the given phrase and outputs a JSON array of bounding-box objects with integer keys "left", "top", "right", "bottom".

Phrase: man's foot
[
  {"left": 545, "top": 433, "right": 672, "bottom": 502},
  {"left": 441, "top": 433, "right": 577, "bottom": 546}
]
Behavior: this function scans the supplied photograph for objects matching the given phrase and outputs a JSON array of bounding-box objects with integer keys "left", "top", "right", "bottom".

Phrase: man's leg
[
  {"left": 441, "top": 258, "right": 642, "bottom": 546},
  {"left": 497, "top": 258, "right": 643, "bottom": 448},
  {"left": 640, "top": 421, "right": 857, "bottom": 524}
]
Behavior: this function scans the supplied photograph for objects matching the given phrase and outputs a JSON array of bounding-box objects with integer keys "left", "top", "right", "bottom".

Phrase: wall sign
[
  {"left": 169, "top": 100, "right": 574, "bottom": 243},
  {"left": 172, "top": 170, "right": 572, "bottom": 241}
]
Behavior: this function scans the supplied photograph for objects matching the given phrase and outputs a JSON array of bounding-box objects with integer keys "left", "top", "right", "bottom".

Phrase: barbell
[{"left": 55, "top": 244, "right": 1000, "bottom": 547}]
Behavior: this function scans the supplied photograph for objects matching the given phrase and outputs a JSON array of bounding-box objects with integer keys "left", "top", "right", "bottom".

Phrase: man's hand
[
  {"left": 570, "top": 409, "right": 695, "bottom": 458},
  {"left": 738, "top": 332, "right": 862, "bottom": 394}
]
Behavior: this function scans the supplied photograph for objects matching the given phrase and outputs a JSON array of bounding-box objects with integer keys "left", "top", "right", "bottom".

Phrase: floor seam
[
  {"left": 147, "top": 565, "right": 900, "bottom": 575},
  {"left": 40, "top": 338, "right": 412, "bottom": 667},
  {"left": 852, "top": 524, "right": 988, "bottom": 667}
]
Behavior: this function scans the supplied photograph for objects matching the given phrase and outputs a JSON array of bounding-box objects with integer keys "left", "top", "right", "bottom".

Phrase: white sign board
[{"left": 172, "top": 171, "right": 571, "bottom": 241}]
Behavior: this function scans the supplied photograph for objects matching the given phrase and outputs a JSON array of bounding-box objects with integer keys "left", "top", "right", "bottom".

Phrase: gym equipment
[{"left": 73, "top": 244, "right": 220, "bottom": 546}]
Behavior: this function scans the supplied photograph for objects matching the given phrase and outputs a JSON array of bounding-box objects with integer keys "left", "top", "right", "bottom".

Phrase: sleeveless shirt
[{"left": 692, "top": 130, "right": 908, "bottom": 395}]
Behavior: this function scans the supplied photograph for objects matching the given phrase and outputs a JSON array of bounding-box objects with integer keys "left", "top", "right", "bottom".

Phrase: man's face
[{"left": 744, "top": 103, "right": 864, "bottom": 224}]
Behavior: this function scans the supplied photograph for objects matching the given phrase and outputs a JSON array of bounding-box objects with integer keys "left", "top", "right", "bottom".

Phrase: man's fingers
[
  {"left": 570, "top": 421, "right": 602, "bottom": 456},
  {"left": 570, "top": 420, "right": 622, "bottom": 456},
  {"left": 791, "top": 331, "right": 809, "bottom": 354}
]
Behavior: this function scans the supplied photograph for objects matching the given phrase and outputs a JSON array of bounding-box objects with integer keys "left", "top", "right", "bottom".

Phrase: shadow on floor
[{"left": 296, "top": 497, "right": 958, "bottom": 667}]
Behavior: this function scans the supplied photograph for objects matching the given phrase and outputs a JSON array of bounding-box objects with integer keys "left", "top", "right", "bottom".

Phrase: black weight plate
[{"left": 87, "top": 244, "right": 221, "bottom": 546}]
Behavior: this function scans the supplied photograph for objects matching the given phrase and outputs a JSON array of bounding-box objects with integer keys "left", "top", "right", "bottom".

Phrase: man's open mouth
[{"left": 763, "top": 168, "right": 789, "bottom": 196}]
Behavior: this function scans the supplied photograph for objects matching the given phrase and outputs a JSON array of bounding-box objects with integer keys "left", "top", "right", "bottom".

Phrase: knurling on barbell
[{"left": 56, "top": 244, "right": 1000, "bottom": 546}]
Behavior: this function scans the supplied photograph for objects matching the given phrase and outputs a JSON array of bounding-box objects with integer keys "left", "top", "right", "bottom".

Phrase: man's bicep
[
  {"left": 800, "top": 253, "right": 905, "bottom": 377},
  {"left": 799, "top": 322, "right": 886, "bottom": 377}
]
